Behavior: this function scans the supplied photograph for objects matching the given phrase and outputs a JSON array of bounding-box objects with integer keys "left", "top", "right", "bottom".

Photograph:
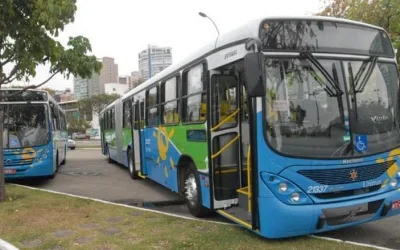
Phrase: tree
[
  {"left": 317, "top": 0, "right": 400, "bottom": 68},
  {"left": 67, "top": 117, "right": 91, "bottom": 134},
  {"left": 0, "top": 1, "right": 102, "bottom": 202},
  {"left": 79, "top": 93, "right": 120, "bottom": 117}
]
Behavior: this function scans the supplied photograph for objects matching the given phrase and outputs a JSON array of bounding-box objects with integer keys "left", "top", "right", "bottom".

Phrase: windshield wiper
[
  {"left": 355, "top": 56, "right": 378, "bottom": 93},
  {"left": 332, "top": 63, "right": 345, "bottom": 123},
  {"left": 300, "top": 52, "right": 343, "bottom": 96}
]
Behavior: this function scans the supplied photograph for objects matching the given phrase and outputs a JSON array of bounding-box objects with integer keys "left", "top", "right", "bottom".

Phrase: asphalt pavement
[{"left": 10, "top": 148, "right": 400, "bottom": 249}]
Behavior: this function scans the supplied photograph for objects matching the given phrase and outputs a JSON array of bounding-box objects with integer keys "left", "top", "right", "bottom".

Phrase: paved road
[
  {"left": 12, "top": 148, "right": 225, "bottom": 222},
  {"left": 10, "top": 149, "right": 400, "bottom": 249}
]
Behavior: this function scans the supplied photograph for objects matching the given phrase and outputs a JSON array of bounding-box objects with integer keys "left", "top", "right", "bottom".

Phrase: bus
[
  {"left": 100, "top": 16, "right": 400, "bottom": 238},
  {"left": 1, "top": 88, "right": 68, "bottom": 180}
]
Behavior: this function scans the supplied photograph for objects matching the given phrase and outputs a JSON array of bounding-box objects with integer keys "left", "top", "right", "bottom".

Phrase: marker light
[
  {"left": 290, "top": 192, "right": 300, "bottom": 203},
  {"left": 390, "top": 178, "right": 398, "bottom": 187},
  {"left": 278, "top": 183, "right": 288, "bottom": 192}
]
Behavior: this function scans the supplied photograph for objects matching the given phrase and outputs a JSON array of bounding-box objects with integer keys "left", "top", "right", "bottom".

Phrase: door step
[
  {"left": 137, "top": 171, "right": 146, "bottom": 179},
  {"left": 237, "top": 186, "right": 251, "bottom": 211},
  {"left": 218, "top": 206, "right": 252, "bottom": 229}
]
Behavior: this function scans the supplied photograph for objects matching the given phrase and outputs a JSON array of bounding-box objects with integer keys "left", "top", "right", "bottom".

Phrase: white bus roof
[{"left": 101, "top": 15, "right": 386, "bottom": 113}]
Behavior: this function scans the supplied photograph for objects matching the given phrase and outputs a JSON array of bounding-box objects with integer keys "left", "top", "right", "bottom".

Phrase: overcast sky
[{"left": 11, "top": 0, "right": 326, "bottom": 91}]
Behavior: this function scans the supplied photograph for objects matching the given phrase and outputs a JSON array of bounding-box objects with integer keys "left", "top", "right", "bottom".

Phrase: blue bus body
[
  {"left": 254, "top": 112, "right": 400, "bottom": 238},
  {"left": 2, "top": 89, "right": 68, "bottom": 180}
]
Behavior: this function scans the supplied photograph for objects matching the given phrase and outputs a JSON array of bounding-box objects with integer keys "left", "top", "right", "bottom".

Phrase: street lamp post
[{"left": 199, "top": 12, "right": 220, "bottom": 48}]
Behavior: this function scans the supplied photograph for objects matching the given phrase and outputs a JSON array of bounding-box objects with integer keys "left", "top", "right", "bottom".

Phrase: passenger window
[
  {"left": 146, "top": 86, "right": 159, "bottom": 126},
  {"left": 161, "top": 76, "right": 180, "bottom": 124},
  {"left": 211, "top": 75, "right": 238, "bottom": 130},
  {"left": 123, "top": 99, "right": 132, "bottom": 128},
  {"left": 182, "top": 64, "right": 207, "bottom": 123}
]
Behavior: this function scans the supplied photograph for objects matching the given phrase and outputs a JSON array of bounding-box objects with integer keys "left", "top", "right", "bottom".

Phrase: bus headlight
[
  {"left": 278, "top": 183, "right": 288, "bottom": 192},
  {"left": 290, "top": 192, "right": 300, "bottom": 203},
  {"left": 390, "top": 178, "right": 398, "bottom": 187},
  {"left": 261, "top": 172, "right": 313, "bottom": 205}
]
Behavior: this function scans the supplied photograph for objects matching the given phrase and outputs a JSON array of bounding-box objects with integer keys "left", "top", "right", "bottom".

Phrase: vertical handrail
[{"left": 247, "top": 145, "right": 251, "bottom": 213}]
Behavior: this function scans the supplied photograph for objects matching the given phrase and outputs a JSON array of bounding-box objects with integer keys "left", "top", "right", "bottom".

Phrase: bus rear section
[{"left": 2, "top": 100, "right": 59, "bottom": 180}]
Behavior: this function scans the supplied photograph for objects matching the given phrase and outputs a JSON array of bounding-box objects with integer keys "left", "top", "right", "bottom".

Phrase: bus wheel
[
  {"left": 184, "top": 163, "right": 209, "bottom": 217},
  {"left": 60, "top": 147, "right": 66, "bottom": 165},
  {"left": 55, "top": 151, "right": 60, "bottom": 172},
  {"left": 128, "top": 149, "right": 139, "bottom": 180},
  {"left": 107, "top": 146, "right": 112, "bottom": 163}
]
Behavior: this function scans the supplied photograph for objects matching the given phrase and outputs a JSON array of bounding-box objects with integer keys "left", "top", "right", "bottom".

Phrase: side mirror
[{"left": 244, "top": 52, "right": 266, "bottom": 97}]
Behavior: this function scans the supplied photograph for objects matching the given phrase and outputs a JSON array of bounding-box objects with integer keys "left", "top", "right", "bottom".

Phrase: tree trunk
[{"left": 0, "top": 90, "right": 5, "bottom": 202}]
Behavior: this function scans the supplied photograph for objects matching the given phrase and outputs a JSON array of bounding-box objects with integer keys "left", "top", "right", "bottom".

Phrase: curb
[{"left": 0, "top": 239, "right": 19, "bottom": 250}]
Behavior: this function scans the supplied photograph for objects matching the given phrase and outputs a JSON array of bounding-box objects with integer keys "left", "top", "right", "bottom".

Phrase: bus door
[
  {"left": 209, "top": 72, "right": 241, "bottom": 209},
  {"left": 132, "top": 100, "right": 146, "bottom": 178},
  {"left": 209, "top": 65, "right": 253, "bottom": 229}
]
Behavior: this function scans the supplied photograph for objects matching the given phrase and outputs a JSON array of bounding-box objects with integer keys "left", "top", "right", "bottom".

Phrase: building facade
[
  {"left": 73, "top": 57, "right": 118, "bottom": 100},
  {"left": 138, "top": 45, "right": 172, "bottom": 81},
  {"left": 99, "top": 57, "right": 118, "bottom": 93}
]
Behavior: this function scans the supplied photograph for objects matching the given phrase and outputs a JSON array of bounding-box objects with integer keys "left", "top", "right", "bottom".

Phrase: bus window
[
  {"left": 211, "top": 75, "right": 238, "bottom": 130},
  {"left": 146, "top": 86, "right": 159, "bottom": 126},
  {"left": 182, "top": 64, "right": 207, "bottom": 123},
  {"left": 123, "top": 99, "right": 132, "bottom": 128},
  {"left": 161, "top": 76, "right": 180, "bottom": 124}
]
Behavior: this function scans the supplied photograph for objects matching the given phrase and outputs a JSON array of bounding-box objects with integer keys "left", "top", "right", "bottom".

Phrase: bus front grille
[
  {"left": 4, "top": 159, "right": 34, "bottom": 166},
  {"left": 297, "top": 160, "right": 394, "bottom": 185}
]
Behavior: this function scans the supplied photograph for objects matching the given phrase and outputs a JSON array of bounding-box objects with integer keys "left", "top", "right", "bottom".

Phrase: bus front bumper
[
  {"left": 257, "top": 189, "right": 400, "bottom": 238},
  {"left": 4, "top": 159, "right": 54, "bottom": 179}
]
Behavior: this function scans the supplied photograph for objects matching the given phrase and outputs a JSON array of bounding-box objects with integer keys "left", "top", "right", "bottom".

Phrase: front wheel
[
  {"left": 184, "top": 164, "right": 210, "bottom": 217},
  {"left": 107, "top": 146, "right": 112, "bottom": 163},
  {"left": 128, "top": 149, "right": 139, "bottom": 179}
]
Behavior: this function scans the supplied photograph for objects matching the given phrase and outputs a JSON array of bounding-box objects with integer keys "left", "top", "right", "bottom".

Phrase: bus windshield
[
  {"left": 2, "top": 104, "right": 50, "bottom": 149},
  {"left": 264, "top": 58, "right": 400, "bottom": 158}
]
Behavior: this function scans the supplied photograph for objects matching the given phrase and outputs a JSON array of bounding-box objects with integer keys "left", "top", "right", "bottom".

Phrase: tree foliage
[
  {"left": 0, "top": 0, "right": 103, "bottom": 202},
  {"left": 0, "top": 0, "right": 102, "bottom": 88},
  {"left": 67, "top": 117, "right": 91, "bottom": 134},
  {"left": 317, "top": 0, "right": 400, "bottom": 67},
  {"left": 79, "top": 93, "right": 120, "bottom": 116}
]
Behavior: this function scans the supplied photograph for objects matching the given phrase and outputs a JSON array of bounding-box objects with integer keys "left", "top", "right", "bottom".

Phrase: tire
[
  {"left": 107, "top": 146, "right": 112, "bottom": 163},
  {"left": 128, "top": 149, "right": 139, "bottom": 180},
  {"left": 60, "top": 147, "right": 66, "bottom": 165},
  {"left": 55, "top": 151, "right": 59, "bottom": 172},
  {"left": 184, "top": 163, "right": 210, "bottom": 217}
]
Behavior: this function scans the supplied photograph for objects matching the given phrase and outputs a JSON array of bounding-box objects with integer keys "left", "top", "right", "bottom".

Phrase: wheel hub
[{"left": 185, "top": 174, "right": 197, "bottom": 206}]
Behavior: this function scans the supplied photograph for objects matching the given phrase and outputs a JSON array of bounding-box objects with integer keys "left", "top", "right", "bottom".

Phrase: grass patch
[{"left": 0, "top": 184, "right": 372, "bottom": 250}]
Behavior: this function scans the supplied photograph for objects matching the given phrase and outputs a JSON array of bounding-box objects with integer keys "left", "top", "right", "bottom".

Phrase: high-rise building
[
  {"left": 73, "top": 77, "right": 89, "bottom": 100},
  {"left": 72, "top": 71, "right": 100, "bottom": 100},
  {"left": 72, "top": 57, "right": 118, "bottom": 100},
  {"left": 99, "top": 57, "right": 118, "bottom": 93},
  {"left": 138, "top": 45, "right": 172, "bottom": 81},
  {"left": 118, "top": 75, "right": 132, "bottom": 87}
]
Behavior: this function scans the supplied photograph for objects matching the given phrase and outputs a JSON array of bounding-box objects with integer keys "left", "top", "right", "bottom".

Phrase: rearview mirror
[{"left": 244, "top": 52, "right": 266, "bottom": 97}]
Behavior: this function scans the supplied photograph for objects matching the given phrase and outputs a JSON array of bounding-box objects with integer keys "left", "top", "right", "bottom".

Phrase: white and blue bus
[
  {"left": 101, "top": 16, "right": 400, "bottom": 238},
  {"left": 1, "top": 88, "right": 68, "bottom": 180}
]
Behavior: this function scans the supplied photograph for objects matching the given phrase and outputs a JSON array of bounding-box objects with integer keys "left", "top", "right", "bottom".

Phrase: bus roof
[{"left": 101, "top": 15, "right": 387, "bottom": 113}]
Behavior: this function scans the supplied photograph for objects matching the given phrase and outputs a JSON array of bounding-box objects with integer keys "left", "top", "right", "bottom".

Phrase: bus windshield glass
[
  {"left": 259, "top": 19, "right": 394, "bottom": 57},
  {"left": 264, "top": 58, "right": 400, "bottom": 158},
  {"left": 2, "top": 104, "right": 50, "bottom": 149}
]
